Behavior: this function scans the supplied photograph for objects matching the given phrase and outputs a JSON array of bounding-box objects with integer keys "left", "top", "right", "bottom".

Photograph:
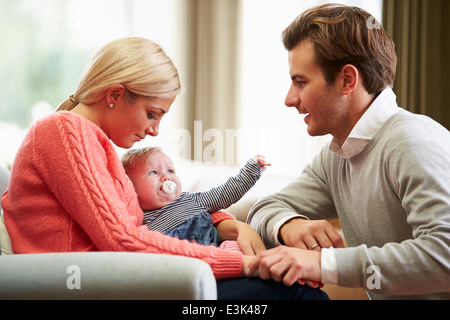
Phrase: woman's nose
[{"left": 146, "top": 124, "right": 159, "bottom": 137}]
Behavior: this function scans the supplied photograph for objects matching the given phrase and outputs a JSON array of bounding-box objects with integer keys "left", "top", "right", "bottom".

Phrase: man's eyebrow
[{"left": 291, "top": 74, "right": 307, "bottom": 81}]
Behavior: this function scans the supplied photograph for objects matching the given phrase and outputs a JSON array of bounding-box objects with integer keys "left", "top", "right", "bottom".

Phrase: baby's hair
[{"left": 121, "top": 146, "right": 162, "bottom": 174}]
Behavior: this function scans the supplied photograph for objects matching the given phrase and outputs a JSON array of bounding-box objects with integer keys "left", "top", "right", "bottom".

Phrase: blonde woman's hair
[
  {"left": 121, "top": 146, "right": 163, "bottom": 174},
  {"left": 57, "top": 37, "right": 181, "bottom": 111}
]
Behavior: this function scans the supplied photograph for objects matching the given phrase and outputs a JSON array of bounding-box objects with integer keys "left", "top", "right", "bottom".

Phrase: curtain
[
  {"left": 176, "top": 0, "right": 241, "bottom": 161},
  {"left": 383, "top": 0, "right": 450, "bottom": 130}
]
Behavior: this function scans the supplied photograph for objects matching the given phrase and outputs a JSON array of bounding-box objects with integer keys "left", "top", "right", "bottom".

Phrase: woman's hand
[
  {"left": 242, "top": 255, "right": 259, "bottom": 277},
  {"left": 244, "top": 246, "right": 322, "bottom": 287},
  {"left": 216, "top": 220, "right": 266, "bottom": 255},
  {"left": 235, "top": 221, "right": 266, "bottom": 255}
]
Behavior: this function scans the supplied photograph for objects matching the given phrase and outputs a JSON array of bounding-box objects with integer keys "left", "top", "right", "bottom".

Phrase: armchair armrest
[
  {"left": 1, "top": 166, "right": 217, "bottom": 300},
  {"left": 0, "top": 252, "right": 217, "bottom": 300}
]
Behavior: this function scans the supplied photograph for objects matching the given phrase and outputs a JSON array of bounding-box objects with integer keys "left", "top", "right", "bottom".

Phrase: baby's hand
[{"left": 253, "top": 155, "right": 271, "bottom": 170}]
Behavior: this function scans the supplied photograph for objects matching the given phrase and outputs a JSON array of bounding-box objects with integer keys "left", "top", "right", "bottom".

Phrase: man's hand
[{"left": 280, "top": 218, "right": 345, "bottom": 251}]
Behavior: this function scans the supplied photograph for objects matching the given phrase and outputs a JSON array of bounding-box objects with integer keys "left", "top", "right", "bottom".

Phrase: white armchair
[{"left": 0, "top": 165, "right": 217, "bottom": 300}]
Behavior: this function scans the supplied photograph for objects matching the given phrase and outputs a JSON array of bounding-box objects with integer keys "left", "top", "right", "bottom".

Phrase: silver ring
[{"left": 310, "top": 243, "right": 319, "bottom": 250}]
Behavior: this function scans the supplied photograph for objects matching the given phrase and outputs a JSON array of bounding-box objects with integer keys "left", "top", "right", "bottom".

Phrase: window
[
  {"left": 0, "top": 0, "right": 179, "bottom": 167},
  {"left": 238, "top": 0, "right": 383, "bottom": 176},
  {"left": 0, "top": 0, "right": 383, "bottom": 174}
]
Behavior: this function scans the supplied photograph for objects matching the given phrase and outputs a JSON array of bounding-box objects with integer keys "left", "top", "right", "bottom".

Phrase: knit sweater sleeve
[
  {"left": 247, "top": 144, "right": 337, "bottom": 248},
  {"left": 334, "top": 114, "right": 450, "bottom": 297},
  {"left": 4, "top": 112, "right": 242, "bottom": 279}
]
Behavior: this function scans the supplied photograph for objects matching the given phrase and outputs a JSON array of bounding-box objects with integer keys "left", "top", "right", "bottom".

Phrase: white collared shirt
[
  {"left": 272, "top": 87, "right": 401, "bottom": 284},
  {"left": 329, "top": 87, "right": 401, "bottom": 159}
]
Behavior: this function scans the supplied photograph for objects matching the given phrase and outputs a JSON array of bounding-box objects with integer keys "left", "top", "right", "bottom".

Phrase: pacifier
[{"left": 162, "top": 180, "right": 177, "bottom": 194}]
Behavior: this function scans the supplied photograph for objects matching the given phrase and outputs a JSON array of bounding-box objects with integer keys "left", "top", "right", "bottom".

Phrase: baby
[{"left": 122, "top": 147, "right": 270, "bottom": 251}]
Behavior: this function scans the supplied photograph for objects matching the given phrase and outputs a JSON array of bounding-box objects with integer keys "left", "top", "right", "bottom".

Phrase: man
[{"left": 246, "top": 4, "right": 450, "bottom": 299}]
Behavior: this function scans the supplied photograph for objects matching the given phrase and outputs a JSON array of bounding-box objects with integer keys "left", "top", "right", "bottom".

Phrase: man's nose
[{"left": 285, "top": 84, "right": 300, "bottom": 108}]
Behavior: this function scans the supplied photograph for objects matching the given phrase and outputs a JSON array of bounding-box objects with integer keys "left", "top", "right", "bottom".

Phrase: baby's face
[{"left": 127, "top": 151, "right": 182, "bottom": 211}]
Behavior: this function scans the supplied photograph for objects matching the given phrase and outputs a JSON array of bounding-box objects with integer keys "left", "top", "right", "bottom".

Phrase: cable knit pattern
[{"left": 1, "top": 111, "right": 242, "bottom": 279}]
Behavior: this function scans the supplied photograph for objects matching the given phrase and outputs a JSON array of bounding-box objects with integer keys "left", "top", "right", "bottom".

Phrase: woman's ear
[
  {"left": 106, "top": 84, "right": 125, "bottom": 104},
  {"left": 340, "top": 64, "right": 359, "bottom": 96}
]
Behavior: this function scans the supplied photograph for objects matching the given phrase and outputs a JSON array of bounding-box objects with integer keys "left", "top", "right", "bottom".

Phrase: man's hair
[{"left": 282, "top": 3, "right": 397, "bottom": 95}]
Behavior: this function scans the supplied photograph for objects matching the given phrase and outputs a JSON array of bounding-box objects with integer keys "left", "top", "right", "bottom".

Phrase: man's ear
[
  {"left": 340, "top": 64, "right": 359, "bottom": 96},
  {"left": 106, "top": 84, "right": 125, "bottom": 103}
]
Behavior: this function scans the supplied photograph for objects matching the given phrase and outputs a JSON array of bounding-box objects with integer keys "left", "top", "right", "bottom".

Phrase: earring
[{"left": 109, "top": 103, "right": 114, "bottom": 108}]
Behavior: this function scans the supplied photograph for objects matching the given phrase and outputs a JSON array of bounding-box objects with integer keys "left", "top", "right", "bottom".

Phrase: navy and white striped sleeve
[{"left": 192, "top": 158, "right": 263, "bottom": 212}]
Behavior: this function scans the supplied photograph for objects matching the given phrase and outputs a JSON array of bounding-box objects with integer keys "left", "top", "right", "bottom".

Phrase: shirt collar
[{"left": 330, "top": 87, "right": 401, "bottom": 159}]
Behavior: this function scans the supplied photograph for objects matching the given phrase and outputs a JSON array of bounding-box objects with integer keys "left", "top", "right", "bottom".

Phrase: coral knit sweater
[{"left": 1, "top": 111, "right": 243, "bottom": 279}]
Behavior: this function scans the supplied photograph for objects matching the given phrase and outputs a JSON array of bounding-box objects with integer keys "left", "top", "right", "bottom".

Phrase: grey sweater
[{"left": 248, "top": 109, "right": 450, "bottom": 299}]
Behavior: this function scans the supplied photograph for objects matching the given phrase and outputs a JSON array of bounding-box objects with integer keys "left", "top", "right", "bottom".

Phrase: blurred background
[{"left": 1, "top": 0, "right": 448, "bottom": 178}]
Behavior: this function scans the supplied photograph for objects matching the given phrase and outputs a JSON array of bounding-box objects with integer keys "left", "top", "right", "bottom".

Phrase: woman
[{"left": 1, "top": 37, "right": 327, "bottom": 300}]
